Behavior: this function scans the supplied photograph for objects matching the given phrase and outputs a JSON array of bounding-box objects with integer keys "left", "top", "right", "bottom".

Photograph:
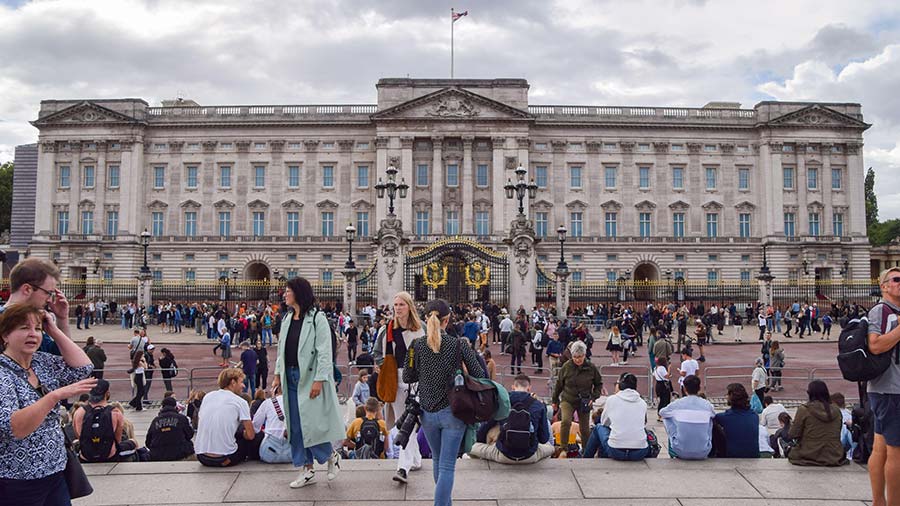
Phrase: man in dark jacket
[
  {"left": 83, "top": 336, "right": 107, "bottom": 379},
  {"left": 146, "top": 397, "right": 195, "bottom": 461},
  {"left": 470, "top": 374, "right": 553, "bottom": 463}
]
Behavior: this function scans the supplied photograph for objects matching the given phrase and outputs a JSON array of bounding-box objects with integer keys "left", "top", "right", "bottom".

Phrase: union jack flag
[{"left": 452, "top": 10, "right": 467, "bottom": 22}]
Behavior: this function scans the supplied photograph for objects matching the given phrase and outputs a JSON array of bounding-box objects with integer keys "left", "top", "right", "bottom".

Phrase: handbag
[
  {"left": 448, "top": 339, "right": 498, "bottom": 425},
  {"left": 376, "top": 322, "right": 399, "bottom": 402}
]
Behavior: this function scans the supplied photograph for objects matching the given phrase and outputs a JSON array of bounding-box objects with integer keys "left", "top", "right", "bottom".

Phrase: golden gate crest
[{"left": 465, "top": 262, "right": 490, "bottom": 289}]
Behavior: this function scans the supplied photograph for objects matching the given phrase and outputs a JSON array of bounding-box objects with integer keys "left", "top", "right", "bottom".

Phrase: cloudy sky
[{"left": 2, "top": 0, "right": 900, "bottom": 217}]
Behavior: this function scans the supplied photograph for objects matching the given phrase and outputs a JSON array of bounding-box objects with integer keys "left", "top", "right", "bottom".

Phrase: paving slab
[
  {"left": 574, "top": 468, "right": 761, "bottom": 499},
  {"left": 488, "top": 458, "right": 645, "bottom": 471},
  {"left": 645, "top": 458, "right": 867, "bottom": 472},
  {"left": 225, "top": 470, "right": 405, "bottom": 502},
  {"left": 72, "top": 472, "right": 238, "bottom": 505},
  {"left": 739, "top": 469, "right": 873, "bottom": 501},
  {"left": 406, "top": 468, "right": 583, "bottom": 501},
  {"left": 680, "top": 501, "right": 868, "bottom": 506},
  {"left": 500, "top": 500, "right": 679, "bottom": 506},
  {"left": 82, "top": 463, "right": 116, "bottom": 476}
]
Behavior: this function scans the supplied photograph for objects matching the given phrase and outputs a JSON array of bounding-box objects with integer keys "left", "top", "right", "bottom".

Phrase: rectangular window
[
  {"left": 322, "top": 166, "right": 334, "bottom": 188},
  {"left": 638, "top": 167, "right": 650, "bottom": 189},
  {"left": 807, "top": 167, "right": 818, "bottom": 190},
  {"left": 81, "top": 210, "right": 94, "bottom": 234},
  {"left": 571, "top": 271, "right": 583, "bottom": 282},
  {"left": 254, "top": 166, "right": 266, "bottom": 188},
  {"left": 607, "top": 271, "right": 617, "bottom": 282},
  {"left": 288, "top": 165, "right": 300, "bottom": 188},
  {"left": 321, "top": 211, "right": 334, "bottom": 236},
  {"left": 570, "top": 166, "right": 583, "bottom": 189},
  {"left": 738, "top": 168, "right": 750, "bottom": 190},
  {"left": 357, "top": 166, "right": 369, "bottom": 188},
  {"left": 252, "top": 211, "right": 265, "bottom": 236},
  {"left": 570, "top": 212, "right": 583, "bottom": 237},
  {"left": 809, "top": 212, "right": 820, "bottom": 236},
  {"left": 416, "top": 164, "right": 429, "bottom": 186},
  {"left": 783, "top": 167, "right": 795, "bottom": 189},
  {"left": 152, "top": 270, "right": 163, "bottom": 282},
  {"left": 446, "top": 210, "right": 460, "bottom": 235},
  {"left": 446, "top": 164, "right": 459, "bottom": 187},
  {"left": 286, "top": 212, "right": 300, "bottom": 237},
  {"left": 107, "top": 165, "right": 120, "bottom": 188},
  {"left": 103, "top": 269, "right": 114, "bottom": 281},
  {"left": 708, "top": 254, "right": 719, "bottom": 262},
  {"left": 831, "top": 168, "right": 842, "bottom": 190},
  {"left": 739, "top": 213, "right": 751, "bottom": 238},
  {"left": 57, "top": 211, "right": 69, "bottom": 234},
  {"left": 356, "top": 211, "right": 370, "bottom": 237},
  {"left": 153, "top": 166, "right": 164, "bottom": 189},
  {"left": 186, "top": 166, "right": 198, "bottom": 189},
  {"left": 740, "top": 270, "right": 751, "bottom": 282},
  {"left": 185, "top": 270, "right": 196, "bottom": 282},
  {"left": 220, "top": 166, "right": 232, "bottom": 188},
  {"left": 673, "top": 213, "right": 685, "bottom": 238},
  {"left": 475, "top": 211, "right": 489, "bottom": 236},
  {"left": 59, "top": 166, "right": 70, "bottom": 188},
  {"left": 604, "top": 166, "right": 616, "bottom": 189},
  {"left": 705, "top": 167, "right": 717, "bottom": 190},
  {"left": 784, "top": 213, "right": 796, "bottom": 238},
  {"left": 607, "top": 254, "right": 618, "bottom": 261},
  {"left": 476, "top": 164, "right": 489, "bottom": 187},
  {"left": 322, "top": 271, "right": 333, "bottom": 283},
  {"left": 706, "top": 213, "right": 718, "bottom": 238},
  {"left": 106, "top": 211, "right": 118, "bottom": 236},
  {"left": 218, "top": 211, "right": 231, "bottom": 237},
  {"left": 675, "top": 254, "right": 685, "bottom": 262},
  {"left": 415, "top": 211, "right": 430, "bottom": 236},
  {"left": 707, "top": 270, "right": 719, "bottom": 283},
  {"left": 184, "top": 211, "right": 197, "bottom": 236},
  {"left": 83, "top": 166, "right": 95, "bottom": 188},
  {"left": 639, "top": 212, "right": 651, "bottom": 237},
  {"left": 535, "top": 166, "right": 548, "bottom": 188},
  {"left": 673, "top": 167, "right": 684, "bottom": 189},
  {"left": 535, "top": 212, "right": 548, "bottom": 237},
  {"left": 151, "top": 211, "right": 164, "bottom": 237},
  {"left": 833, "top": 213, "right": 844, "bottom": 236},
  {"left": 605, "top": 212, "right": 617, "bottom": 237}
]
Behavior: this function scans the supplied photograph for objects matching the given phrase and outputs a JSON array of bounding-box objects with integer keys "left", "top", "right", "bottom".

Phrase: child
[
  {"left": 344, "top": 397, "right": 389, "bottom": 459},
  {"left": 733, "top": 312, "right": 743, "bottom": 342},
  {"left": 352, "top": 372, "right": 371, "bottom": 407},
  {"left": 218, "top": 330, "right": 232, "bottom": 367},
  {"left": 483, "top": 349, "right": 496, "bottom": 380},
  {"left": 822, "top": 313, "right": 833, "bottom": 339}
]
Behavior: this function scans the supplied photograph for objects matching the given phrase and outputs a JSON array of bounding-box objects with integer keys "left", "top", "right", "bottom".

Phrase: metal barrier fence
[
  {"left": 93, "top": 367, "right": 194, "bottom": 402},
  {"left": 702, "top": 365, "right": 861, "bottom": 403}
]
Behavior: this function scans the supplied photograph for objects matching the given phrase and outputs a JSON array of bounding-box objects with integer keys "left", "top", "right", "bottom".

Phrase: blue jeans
[
  {"left": 421, "top": 407, "right": 466, "bottom": 506},
  {"left": 286, "top": 367, "right": 333, "bottom": 468},
  {"left": 261, "top": 328, "right": 273, "bottom": 346},
  {"left": 588, "top": 425, "right": 649, "bottom": 461},
  {"left": 243, "top": 374, "right": 257, "bottom": 398}
]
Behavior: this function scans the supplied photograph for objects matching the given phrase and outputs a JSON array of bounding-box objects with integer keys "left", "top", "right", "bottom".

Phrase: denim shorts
[{"left": 869, "top": 392, "right": 900, "bottom": 447}]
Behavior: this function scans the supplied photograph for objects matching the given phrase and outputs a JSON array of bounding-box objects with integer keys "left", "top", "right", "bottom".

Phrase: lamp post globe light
[
  {"left": 504, "top": 165, "right": 539, "bottom": 217},
  {"left": 556, "top": 224, "right": 568, "bottom": 272},
  {"left": 345, "top": 223, "right": 357, "bottom": 270},
  {"left": 139, "top": 228, "right": 151, "bottom": 277},
  {"left": 374, "top": 163, "right": 409, "bottom": 216}
]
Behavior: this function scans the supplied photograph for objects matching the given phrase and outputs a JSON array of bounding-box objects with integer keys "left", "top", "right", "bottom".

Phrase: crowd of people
[{"left": 0, "top": 257, "right": 898, "bottom": 506}]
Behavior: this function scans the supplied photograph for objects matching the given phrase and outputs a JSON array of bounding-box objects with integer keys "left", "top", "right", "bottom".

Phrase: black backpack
[
  {"left": 837, "top": 304, "right": 900, "bottom": 382},
  {"left": 499, "top": 397, "right": 536, "bottom": 458},
  {"left": 355, "top": 417, "right": 383, "bottom": 459},
  {"left": 80, "top": 405, "right": 116, "bottom": 463}
]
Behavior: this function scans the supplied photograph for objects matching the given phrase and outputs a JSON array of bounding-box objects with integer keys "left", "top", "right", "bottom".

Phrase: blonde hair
[
  {"left": 426, "top": 310, "right": 444, "bottom": 353},
  {"left": 217, "top": 367, "right": 245, "bottom": 389},
  {"left": 393, "top": 291, "right": 423, "bottom": 332}
]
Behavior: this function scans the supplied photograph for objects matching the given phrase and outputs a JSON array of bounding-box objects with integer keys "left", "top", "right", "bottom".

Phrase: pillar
[
  {"left": 342, "top": 268, "right": 359, "bottom": 316},
  {"left": 375, "top": 215, "right": 406, "bottom": 306},
  {"left": 462, "top": 136, "right": 474, "bottom": 234},
  {"left": 506, "top": 215, "right": 538, "bottom": 312},
  {"left": 431, "top": 136, "right": 444, "bottom": 235},
  {"left": 555, "top": 268, "right": 570, "bottom": 316}
]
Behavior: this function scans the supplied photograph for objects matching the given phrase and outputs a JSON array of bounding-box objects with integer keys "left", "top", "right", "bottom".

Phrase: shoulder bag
[
  {"left": 448, "top": 339, "right": 498, "bottom": 424},
  {"left": 376, "top": 321, "right": 399, "bottom": 402}
]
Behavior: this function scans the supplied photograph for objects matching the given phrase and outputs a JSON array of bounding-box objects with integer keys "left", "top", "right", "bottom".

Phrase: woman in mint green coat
[{"left": 272, "top": 277, "right": 345, "bottom": 489}]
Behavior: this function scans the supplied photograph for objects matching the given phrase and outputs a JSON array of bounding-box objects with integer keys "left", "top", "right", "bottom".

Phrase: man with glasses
[
  {"left": 0, "top": 258, "right": 70, "bottom": 356},
  {"left": 866, "top": 267, "right": 900, "bottom": 506}
]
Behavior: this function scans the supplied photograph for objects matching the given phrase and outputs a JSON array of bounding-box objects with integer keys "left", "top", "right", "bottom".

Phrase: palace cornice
[{"left": 532, "top": 119, "right": 758, "bottom": 131}]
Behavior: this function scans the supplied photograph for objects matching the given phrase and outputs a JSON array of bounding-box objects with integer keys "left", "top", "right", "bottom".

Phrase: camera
[{"left": 393, "top": 395, "right": 422, "bottom": 449}]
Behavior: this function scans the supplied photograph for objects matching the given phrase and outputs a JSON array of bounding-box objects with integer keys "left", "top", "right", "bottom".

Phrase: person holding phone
[{"left": 0, "top": 258, "right": 74, "bottom": 357}]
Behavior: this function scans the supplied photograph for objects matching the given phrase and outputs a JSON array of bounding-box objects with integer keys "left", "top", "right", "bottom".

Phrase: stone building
[{"left": 22, "top": 78, "right": 871, "bottom": 307}]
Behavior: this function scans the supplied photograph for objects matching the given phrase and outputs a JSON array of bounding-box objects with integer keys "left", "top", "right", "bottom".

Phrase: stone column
[
  {"left": 303, "top": 140, "right": 320, "bottom": 236},
  {"left": 491, "top": 137, "right": 507, "bottom": 234},
  {"left": 138, "top": 274, "right": 153, "bottom": 308},
  {"left": 400, "top": 136, "right": 415, "bottom": 235},
  {"left": 555, "top": 267, "right": 571, "bottom": 316},
  {"left": 462, "top": 136, "right": 474, "bottom": 234},
  {"left": 35, "top": 141, "right": 57, "bottom": 235},
  {"left": 431, "top": 136, "right": 444, "bottom": 235},
  {"left": 342, "top": 268, "right": 359, "bottom": 316},
  {"left": 374, "top": 215, "right": 407, "bottom": 305},
  {"left": 505, "top": 216, "right": 538, "bottom": 313},
  {"left": 374, "top": 137, "right": 389, "bottom": 227},
  {"left": 846, "top": 142, "right": 866, "bottom": 238}
]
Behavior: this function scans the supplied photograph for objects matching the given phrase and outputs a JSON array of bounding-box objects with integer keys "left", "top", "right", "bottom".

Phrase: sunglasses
[
  {"left": 29, "top": 284, "right": 56, "bottom": 300},
  {"left": 889, "top": 277, "right": 900, "bottom": 284}
]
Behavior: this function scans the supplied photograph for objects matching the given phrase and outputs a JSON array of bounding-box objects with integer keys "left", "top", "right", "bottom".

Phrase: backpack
[
  {"left": 531, "top": 331, "right": 543, "bottom": 350},
  {"left": 355, "top": 417, "right": 383, "bottom": 459},
  {"left": 837, "top": 304, "right": 900, "bottom": 382},
  {"left": 80, "top": 405, "right": 116, "bottom": 463},
  {"left": 645, "top": 429, "right": 661, "bottom": 458},
  {"left": 499, "top": 397, "right": 536, "bottom": 459}
]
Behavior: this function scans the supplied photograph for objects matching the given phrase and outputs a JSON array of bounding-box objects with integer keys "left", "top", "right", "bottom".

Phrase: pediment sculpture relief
[{"left": 426, "top": 96, "right": 479, "bottom": 118}]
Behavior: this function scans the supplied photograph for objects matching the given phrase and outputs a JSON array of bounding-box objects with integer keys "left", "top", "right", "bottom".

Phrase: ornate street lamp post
[
  {"left": 556, "top": 224, "right": 568, "bottom": 272},
  {"left": 345, "top": 223, "right": 357, "bottom": 270},
  {"left": 374, "top": 163, "right": 409, "bottom": 217},
  {"left": 504, "top": 165, "right": 538, "bottom": 217},
  {"left": 757, "top": 243, "right": 775, "bottom": 307},
  {"left": 139, "top": 229, "right": 151, "bottom": 278}
]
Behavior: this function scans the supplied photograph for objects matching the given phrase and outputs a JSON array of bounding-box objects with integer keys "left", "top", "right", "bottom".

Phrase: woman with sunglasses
[{"left": 0, "top": 303, "right": 97, "bottom": 505}]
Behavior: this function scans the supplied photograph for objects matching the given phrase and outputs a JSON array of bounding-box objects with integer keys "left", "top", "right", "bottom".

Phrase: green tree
[
  {"left": 866, "top": 167, "right": 878, "bottom": 233},
  {"left": 0, "top": 161, "right": 12, "bottom": 236}
]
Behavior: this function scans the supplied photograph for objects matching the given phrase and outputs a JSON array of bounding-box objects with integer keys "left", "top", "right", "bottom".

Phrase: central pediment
[{"left": 371, "top": 87, "right": 532, "bottom": 121}]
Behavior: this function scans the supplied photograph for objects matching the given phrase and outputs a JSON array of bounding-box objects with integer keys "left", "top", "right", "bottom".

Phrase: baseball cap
[
  {"left": 88, "top": 379, "right": 110, "bottom": 402},
  {"left": 146, "top": 344, "right": 155, "bottom": 351}
]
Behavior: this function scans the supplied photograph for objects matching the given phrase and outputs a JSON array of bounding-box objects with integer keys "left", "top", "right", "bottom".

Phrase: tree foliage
[
  {"left": 0, "top": 162, "right": 12, "bottom": 237},
  {"left": 866, "top": 167, "right": 878, "bottom": 232}
]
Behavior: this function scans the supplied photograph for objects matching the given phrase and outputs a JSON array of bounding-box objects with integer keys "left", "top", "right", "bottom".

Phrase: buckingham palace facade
[{"left": 23, "top": 78, "right": 871, "bottom": 302}]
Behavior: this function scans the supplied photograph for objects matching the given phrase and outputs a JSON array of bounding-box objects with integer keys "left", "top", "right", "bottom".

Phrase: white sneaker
[
  {"left": 327, "top": 450, "right": 341, "bottom": 481},
  {"left": 290, "top": 469, "right": 315, "bottom": 488}
]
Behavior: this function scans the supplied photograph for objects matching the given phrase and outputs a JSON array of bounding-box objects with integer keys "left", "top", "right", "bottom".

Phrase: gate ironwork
[
  {"left": 405, "top": 238, "right": 509, "bottom": 307},
  {"left": 356, "top": 261, "right": 377, "bottom": 310}
]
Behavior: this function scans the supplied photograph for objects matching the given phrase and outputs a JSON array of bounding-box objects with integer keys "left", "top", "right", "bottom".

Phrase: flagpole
[{"left": 450, "top": 8, "right": 455, "bottom": 79}]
